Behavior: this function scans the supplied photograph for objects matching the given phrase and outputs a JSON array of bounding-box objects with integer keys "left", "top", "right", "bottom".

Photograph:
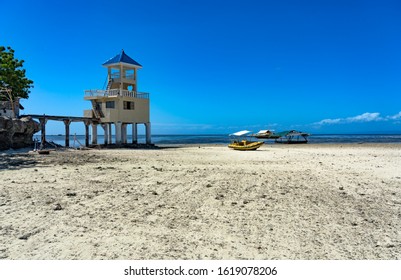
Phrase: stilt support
[
  {"left": 39, "top": 117, "right": 47, "bottom": 149},
  {"left": 145, "top": 122, "right": 151, "bottom": 144},
  {"left": 84, "top": 120, "right": 91, "bottom": 147},
  {"left": 115, "top": 122, "right": 122, "bottom": 144},
  {"left": 132, "top": 123, "right": 137, "bottom": 144},
  {"left": 122, "top": 123, "right": 127, "bottom": 144},
  {"left": 108, "top": 123, "right": 112, "bottom": 144},
  {"left": 63, "top": 119, "right": 72, "bottom": 147},
  {"left": 102, "top": 123, "right": 109, "bottom": 145},
  {"left": 91, "top": 123, "right": 98, "bottom": 144}
]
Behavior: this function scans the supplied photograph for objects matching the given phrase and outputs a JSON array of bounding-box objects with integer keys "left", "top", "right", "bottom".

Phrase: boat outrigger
[{"left": 228, "top": 130, "right": 264, "bottom": 151}]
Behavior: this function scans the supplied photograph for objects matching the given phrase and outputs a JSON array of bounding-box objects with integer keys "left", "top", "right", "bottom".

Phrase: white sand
[{"left": 0, "top": 144, "right": 400, "bottom": 259}]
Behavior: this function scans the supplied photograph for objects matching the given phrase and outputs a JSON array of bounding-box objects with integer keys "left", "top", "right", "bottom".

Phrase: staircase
[
  {"left": 91, "top": 101, "right": 104, "bottom": 119},
  {"left": 106, "top": 79, "right": 113, "bottom": 90}
]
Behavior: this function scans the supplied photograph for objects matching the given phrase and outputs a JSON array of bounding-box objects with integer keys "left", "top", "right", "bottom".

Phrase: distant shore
[{"left": 1, "top": 144, "right": 400, "bottom": 259}]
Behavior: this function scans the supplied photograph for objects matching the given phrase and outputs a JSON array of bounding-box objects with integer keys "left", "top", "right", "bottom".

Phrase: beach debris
[
  {"left": 18, "top": 233, "right": 32, "bottom": 240},
  {"left": 18, "top": 228, "right": 41, "bottom": 240},
  {"left": 150, "top": 190, "right": 158, "bottom": 196},
  {"left": 215, "top": 194, "right": 224, "bottom": 200},
  {"left": 152, "top": 166, "right": 163, "bottom": 172},
  {"left": 66, "top": 192, "right": 77, "bottom": 197},
  {"left": 53, "top": 203, "right": 63, "bottom": 211},
  {"left": 206, "top": 183, "right": 213, "bottom": 188},
  {"left": 0, "top": 248, "right": 8, "bottom": 259}
]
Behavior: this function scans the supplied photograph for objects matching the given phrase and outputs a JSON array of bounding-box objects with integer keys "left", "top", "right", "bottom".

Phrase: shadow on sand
[{"left": 0, "top": 153, "right": 38, "bottom": 170}]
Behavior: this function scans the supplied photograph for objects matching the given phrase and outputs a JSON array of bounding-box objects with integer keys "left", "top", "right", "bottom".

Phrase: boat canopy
[
  {"left": 256, "top": 130, "right": 273, "bottom": 134},
  {"left": 229, "top": 130, "right": 252, "bottom": 136},
  {"left": 275, "top": 130, "right": 310, "bottom": 137}
]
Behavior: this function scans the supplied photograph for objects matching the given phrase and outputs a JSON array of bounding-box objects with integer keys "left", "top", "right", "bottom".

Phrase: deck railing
[{"left": 84, "top": 89, "right": 149, "bottom": 99}]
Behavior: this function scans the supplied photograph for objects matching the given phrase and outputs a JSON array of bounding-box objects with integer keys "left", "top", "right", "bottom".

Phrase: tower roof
[{"left": 102, "top": 50, "right": 142, "bottom": 67}]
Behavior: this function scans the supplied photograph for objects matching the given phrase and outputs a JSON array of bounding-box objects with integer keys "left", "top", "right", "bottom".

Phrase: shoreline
[
  {"left": 1, "top": 144, "right": 400, "bottom": 259},
  {"left": 2, "top": 141, "right": 401, "bottom": 152}
]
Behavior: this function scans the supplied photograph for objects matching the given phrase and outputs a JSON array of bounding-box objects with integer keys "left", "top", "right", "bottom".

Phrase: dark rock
[
  {"left": 18, "top": 233, "right": 31, "bottom": 240},
  {"left": 53, "top": 203, "right": 63, "bottom": 211},
  {"left": 0, "top": 116, "right": 40, "bottom": 150}
]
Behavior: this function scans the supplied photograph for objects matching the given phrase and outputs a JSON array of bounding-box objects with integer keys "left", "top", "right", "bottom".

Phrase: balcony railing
[
  {"left": 84, "top": 89, "right": 149, "bottom": 99},
  {"left": 110, "top": 73, "right": 135, "bottom": 80}
]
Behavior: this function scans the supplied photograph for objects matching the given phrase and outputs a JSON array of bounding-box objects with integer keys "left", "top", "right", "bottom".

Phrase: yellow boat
[
  {"left": 228, "top": 140, "right": 264, "bottom": 151},
  {"left": 228, "top": 130, "right": 264, "bottom": 151}
]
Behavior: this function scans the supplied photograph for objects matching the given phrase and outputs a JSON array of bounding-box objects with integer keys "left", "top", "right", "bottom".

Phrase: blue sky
[{"left": 1, "top": 0, "right": 400, "bottom": 134}]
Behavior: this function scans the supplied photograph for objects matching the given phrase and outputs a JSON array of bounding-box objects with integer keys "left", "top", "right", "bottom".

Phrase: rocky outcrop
[{"left": 0, "top": 116, "right": 40, "bottom": 150}]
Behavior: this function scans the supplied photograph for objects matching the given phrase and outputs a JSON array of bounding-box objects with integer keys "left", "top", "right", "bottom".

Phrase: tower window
[
  {"left": 123, "top": 101, "right": 134, "bottom": 110},
  {"left": 123, "top": 101, "right": 135, "bottom": 110},
  {"left": 106, "top": 101, "right": 115, "bottom": 108}
]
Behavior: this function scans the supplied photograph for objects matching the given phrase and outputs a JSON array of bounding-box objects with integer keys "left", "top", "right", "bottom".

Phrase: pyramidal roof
[{"left": 102, "top": 50, "right": 142, "bottom": 67}]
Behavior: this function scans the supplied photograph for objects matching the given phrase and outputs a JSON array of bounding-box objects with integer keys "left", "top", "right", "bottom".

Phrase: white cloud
[
  {"left": 345, "top": 112, "right": 383, "bottom": 122},
  {"left": 315, "top": 118, "right": 342, "bottom": 125},
  {"left": 314, "top": 112, "right": 383, "bottom": 126},
  {"left": 386, "top": 111, "right": 401, "bottom": 120}
]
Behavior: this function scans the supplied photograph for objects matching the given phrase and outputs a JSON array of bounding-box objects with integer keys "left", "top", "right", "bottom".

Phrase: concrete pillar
[
  {"left": 122, "top": 123, "right": 127, "bottom": 144},
  {"left": 39, "top": 117, "right": 47, "bottom": 149},
  {"left": 84, "top": 120, "right": 91, "bottom": 147},
  {"left": 63, "top": 119, "right": 72, "bottom": 147},
  {"left": 132, "top": 123, "right": 137, "bottom": 144},
  {"left": 91, "top": 123, "right": 98, "bottom": 144},
  {"left": 108, "top": 123, "right": 112, "bottom": 144},
  {"left": 102, "top": 124, "right": 109, "bottom": 145},
  {"left": 115, "top": 122, "right": 122, "bottom": 144},
  {"left": 145, "top": 122, "right": 151, "bottom": 144}
]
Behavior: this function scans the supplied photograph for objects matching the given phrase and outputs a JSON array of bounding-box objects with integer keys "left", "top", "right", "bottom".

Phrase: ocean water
[{"left": 36, "top": 134, "right": 401, "bottom": 147}]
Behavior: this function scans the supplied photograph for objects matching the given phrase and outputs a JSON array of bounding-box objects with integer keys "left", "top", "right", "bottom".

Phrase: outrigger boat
[
  {"left": 252, "top": 130, "right": 280, "bottom": 139},
  {"left": 274, "top": 130, "right": 310, "bottom": 144},
  {"left": 228, "top": 130, "right": 264, "bottom": 151}
]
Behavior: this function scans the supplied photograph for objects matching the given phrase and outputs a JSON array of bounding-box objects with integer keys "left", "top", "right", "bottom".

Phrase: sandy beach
[{"left": 0, "top": 144, "right": 400, "bottom": 260}]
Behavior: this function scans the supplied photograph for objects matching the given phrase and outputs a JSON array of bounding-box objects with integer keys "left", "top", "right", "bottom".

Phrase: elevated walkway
[{"left": 21, "top": 114, "right": 98, "bottom": 147}]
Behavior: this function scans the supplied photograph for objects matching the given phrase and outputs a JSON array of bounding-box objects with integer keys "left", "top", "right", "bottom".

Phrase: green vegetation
[{"left": 0, "top": 46, "right": 33, "bottom": 101}]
